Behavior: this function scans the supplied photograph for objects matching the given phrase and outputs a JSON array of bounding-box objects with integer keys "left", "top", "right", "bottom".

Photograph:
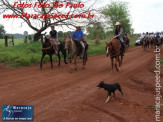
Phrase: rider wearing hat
[
  {"left": 72, "top": 25, "right": 85, "bottom": 58},
  {"left": 113, "top": 22, "right": 125, "bottom": 56}
]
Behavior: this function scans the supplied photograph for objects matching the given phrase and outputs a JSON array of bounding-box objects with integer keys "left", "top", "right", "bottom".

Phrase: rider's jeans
[
  {"left": 80, "top": 41, "right": 85, "bottom": 58},
  {"left": 52, "top": 38, "right": 58, "bottom": 52}
]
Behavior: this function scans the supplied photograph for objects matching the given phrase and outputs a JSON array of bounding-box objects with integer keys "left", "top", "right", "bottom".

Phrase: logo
[{"left": 2, "top": 105, "right": 33, "bottom": 121}]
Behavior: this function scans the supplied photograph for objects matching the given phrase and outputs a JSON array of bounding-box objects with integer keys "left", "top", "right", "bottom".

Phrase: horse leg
[
  {"left": 111, "top": 58, "right": 114, "bottom": 73},
  {"left": 62, "top": 49, "right": 68, "bottom": 64},
  {"left": 70, "top": 56, "right": 74, "bottom": 73},
  {"left": 82, "top": 51, "right": 87, "bottom": 69},
  {"left": 115, "top": 57, "right": 119, "bottom": 72},
  {"left": 121, "top": 56, "right": 123, "bottom": 66},
  {"left": 40, "top": 53, "right": 46, "bottom": 69},
  {"left": 58, "top": 52, "right": 61, "bottom": 67},
  {"left": 74, "top": 55, "right": 77, "bottom": 71},
  {"left": 49, "top": 54, "right": 53, "bottom": 69},
  {"left": 118, "top": 56, "right": 121, "bottom": 67}
]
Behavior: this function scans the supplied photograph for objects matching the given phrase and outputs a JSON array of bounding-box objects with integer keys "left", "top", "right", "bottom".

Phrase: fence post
[
  {"left": 12, "top": 36, "right": 14, "bottom": 46},
  {"left": 5, "top": 36, "right": 8, "bottom": 47},
  {"left": 24, "top": 35, "right": 27, "bottom": 46}
]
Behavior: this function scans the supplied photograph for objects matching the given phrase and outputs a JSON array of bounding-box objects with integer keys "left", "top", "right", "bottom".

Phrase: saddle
[{"left": 73, "top": 40, "right": 88, "bottom": 54}]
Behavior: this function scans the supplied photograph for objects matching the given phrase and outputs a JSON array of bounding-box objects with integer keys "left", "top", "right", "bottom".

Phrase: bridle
[{"left": 41, "top": 35, "right": 53, "bottom": 50}]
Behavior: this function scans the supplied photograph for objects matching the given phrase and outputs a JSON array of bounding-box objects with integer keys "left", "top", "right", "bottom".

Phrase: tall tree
[
  {"left": 86, "top": 22, "right": 106, "bottom": 40},
  {"left": 102, "top": 1, "right": 133, "bottom": 34},
  {"left": 0, "top": 24, "right": 5, "bottom": 39},
  {"left": 0, "top": 0, "right": 97, "bottom": 41}
]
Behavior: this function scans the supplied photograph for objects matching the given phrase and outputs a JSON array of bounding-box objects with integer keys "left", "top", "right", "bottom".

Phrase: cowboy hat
[
  {"left": 76, "top": 25, "right": 81, "bottom": 28},
  {"left": 115, "top": 22, "right": 121, "bottom": 26},
  {"left": 50, "top": 25, "right": 55, "bottom": 27}
]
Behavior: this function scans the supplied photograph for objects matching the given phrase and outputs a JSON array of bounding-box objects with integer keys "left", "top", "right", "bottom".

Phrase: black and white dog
[{"left": 97, "top": 81, "right": 123, "bottom": 102}]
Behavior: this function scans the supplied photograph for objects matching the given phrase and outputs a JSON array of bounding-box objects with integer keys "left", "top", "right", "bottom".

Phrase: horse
[
  {"left": 154, "top": 37, "right": 161, "bottom": 47},
  {"left": 160, "top": 37, "right": 163, "bottom": 47},
  {"left": 64, "top": 35, "right": 88, "bottom": 73},
  {"left": 105, "top": 39, "right": 123, "bottom": 72},
  {"left": 149, "top": 37, "right": 155, "bottom": 48},
  {"left": 123, "top": 36, "right": 130, "bottom": 50},
  {"left": 142, "top": 38, "right": 149, "bottom": 51},
  {"left": 40, "top": 33, "right": 67, "bottom": 69}
]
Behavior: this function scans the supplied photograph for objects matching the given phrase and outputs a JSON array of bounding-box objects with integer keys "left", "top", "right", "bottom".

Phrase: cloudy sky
[{"left": 0, "top": 0, "right": 162, "bottom": 34}]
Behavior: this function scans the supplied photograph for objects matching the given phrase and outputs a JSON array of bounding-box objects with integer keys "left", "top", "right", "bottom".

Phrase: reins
[
  {"left": 42, "top": 46, "right": 52, "bottom": 50},
  {"left": 42, "top": 41, "right": 53, "bottom": 50}
]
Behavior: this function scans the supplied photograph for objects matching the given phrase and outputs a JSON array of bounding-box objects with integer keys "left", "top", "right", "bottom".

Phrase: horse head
[
  {"left": 105, "top": 42, "right": 112, "bottom": 57},
  {"left": 64, "top": 35, "right": 72, "bottom": 50},
  {"left": 41, "top": 32, "right": 52, "bottom": 48},
  {"left": 41, "top": 32, "right": 47, "bottom": 44}
]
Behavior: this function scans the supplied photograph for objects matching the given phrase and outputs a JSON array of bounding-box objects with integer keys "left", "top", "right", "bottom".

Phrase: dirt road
[{"left": 0, "top": 46, "right": 163, "bottom": 122}]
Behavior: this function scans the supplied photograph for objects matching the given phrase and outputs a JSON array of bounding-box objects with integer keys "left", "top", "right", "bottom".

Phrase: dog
[{"left": 97, "top": 81, "right": 123, "bottom": 102}]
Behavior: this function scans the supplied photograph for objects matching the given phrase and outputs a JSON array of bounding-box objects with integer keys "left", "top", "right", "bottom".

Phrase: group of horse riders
[
  {"left": 140, "top": 32, "right": 163, "bottom": 48},
  {"left": 47, "top": 21, "right": 128, "bottom": 59},
  {"left": 48, "top": 25, "right": 86, "bottom": 59}
]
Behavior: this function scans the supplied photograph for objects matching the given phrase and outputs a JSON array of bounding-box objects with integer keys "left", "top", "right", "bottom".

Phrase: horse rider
[
  {"left": 156, "top": 33, "right": 161, "bottom": 41},
  {"left": 72, "top": 25, "right": 85, "bottom": 58},
  {"left": 49, "top": 25, "right": 60, "bottom": 55},
  {"left": 113, "top": 22, "right": 125, "bottom": 56},
  {"left": 145, "top": 32, "right": 149, "bottom": 40},
  {"left": 140, "top": 32, "right": 145, "bottom": 39}
]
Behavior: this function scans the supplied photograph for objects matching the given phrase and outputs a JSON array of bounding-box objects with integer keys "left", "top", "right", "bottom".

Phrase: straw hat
[
  {"left": 115, "top": 22, "right": 121, "bottom": 26},
  {"left": 76, "top": 25, "right": 81, "bottom": 28}
]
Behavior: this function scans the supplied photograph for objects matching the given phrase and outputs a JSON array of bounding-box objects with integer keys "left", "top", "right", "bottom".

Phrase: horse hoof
[
  {"left": 58, "top": 64, "right": 60, "bottom": 67},
  {"left": 70, "top": 69, "right": 73, "bottom": 73},
  {"left": 40, "top": 67, "right": 42, "bottom": 70},
  {"left": 65, "top": 62, "right": 68, "bottom": 64}
]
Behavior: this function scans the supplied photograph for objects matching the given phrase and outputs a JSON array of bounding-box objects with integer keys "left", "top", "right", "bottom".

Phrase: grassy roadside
[{"left": 0, "top": 35, "right": 137, "bottom": 67}]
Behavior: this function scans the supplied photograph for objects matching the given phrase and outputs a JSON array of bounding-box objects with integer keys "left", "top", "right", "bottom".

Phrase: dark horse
[
  {"left": 40, "top": 33, "right": 67, "bottom": 69},
  {"left": 141, "top": 38, "right": 149, "bottom": 51},
  {"left": 123, "top": 36, "right": 130, "bottom": 50}
]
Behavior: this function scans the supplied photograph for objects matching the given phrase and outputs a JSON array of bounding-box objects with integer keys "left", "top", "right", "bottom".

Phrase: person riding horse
[
  {"left": 72, "top": 25, "right": 85, "bottom": 59},
  {"left": 156, "top": 33, "right": 161, "bottom": 46},
  {"left": 113, "top": 22, "right": 125, "bottom": 56},
  {"left": 49, "top": 25, "right": 60, "bottom": 55}
]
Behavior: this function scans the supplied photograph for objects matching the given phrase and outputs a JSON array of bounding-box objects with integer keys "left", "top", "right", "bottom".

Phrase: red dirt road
[{"left": 0, "top": 46, "right": 163, "bottom": 122}]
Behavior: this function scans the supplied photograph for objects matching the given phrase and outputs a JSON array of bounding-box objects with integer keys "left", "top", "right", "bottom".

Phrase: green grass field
[{"left": 0, "top": 35, "right": 137, "bottom": 67}]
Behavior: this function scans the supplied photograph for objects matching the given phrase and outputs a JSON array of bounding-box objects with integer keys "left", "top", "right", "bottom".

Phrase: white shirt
[
  {"left": 145, "top": 34, "right": 149, "bottom": 38},
  {"left": 140, "top": 34, "right": 145, "bottom": 38}
]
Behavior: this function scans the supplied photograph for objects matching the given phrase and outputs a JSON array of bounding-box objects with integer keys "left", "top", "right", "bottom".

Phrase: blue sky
[{"left": 0, "top": 0, "right": 162, "bottom": 34}]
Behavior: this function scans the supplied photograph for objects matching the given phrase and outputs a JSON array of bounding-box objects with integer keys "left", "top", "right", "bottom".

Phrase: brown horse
[
  {"left": 64, "top": 35, "right": 88, "bottom": 73},
  {"left": 105, "top": 39, "right": 122, "bottom": 72}
]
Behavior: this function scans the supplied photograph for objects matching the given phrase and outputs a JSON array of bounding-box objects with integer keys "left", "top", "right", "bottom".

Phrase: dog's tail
[{"left": 117, "top": 83, "right": 123, "bottom": 95}]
